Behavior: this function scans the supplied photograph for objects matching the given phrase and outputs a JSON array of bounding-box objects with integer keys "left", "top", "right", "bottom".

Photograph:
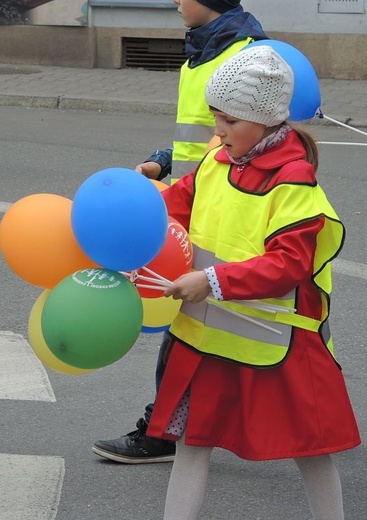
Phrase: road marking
[
  {"left": 0, "top": 201, "right": 11, "bottom": 213},
  {"left": 333, "top": 258, "right": 367, "bottom": 281},
  {"left": 0, "top": 331, "right": 56, "bottom": 402},
  {"left": 0, "top": 454, "right": 64, "bottom": 520}
]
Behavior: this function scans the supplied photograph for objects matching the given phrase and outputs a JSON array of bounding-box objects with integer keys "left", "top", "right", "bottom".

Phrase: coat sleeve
[
  {"left": 162, "top": 172, "right": 195, "bottom": 231},
  {"left": 214, "top": 217, "right": 325, "bottom": 301}
]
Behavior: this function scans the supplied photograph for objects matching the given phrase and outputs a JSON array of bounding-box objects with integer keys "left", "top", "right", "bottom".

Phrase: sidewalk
[{"left": 0, "top": 63, "right": 367, "bottom": 127}]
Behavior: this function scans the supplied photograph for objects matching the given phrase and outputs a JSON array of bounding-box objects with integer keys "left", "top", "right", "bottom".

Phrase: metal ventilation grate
[{"left": 122, "top": 38, "right": 186, "bottom": 71}]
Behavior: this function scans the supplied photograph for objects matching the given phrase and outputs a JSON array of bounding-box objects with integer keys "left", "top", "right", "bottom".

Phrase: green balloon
[{"left": 41, "top": 268, "right": 143, "bottom": 369}]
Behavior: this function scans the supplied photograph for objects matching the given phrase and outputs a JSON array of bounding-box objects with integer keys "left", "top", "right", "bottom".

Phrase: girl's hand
[
  {"left": 164, "top": 271, "right": 211, "bottom": 304},
  {"left": 135, "top": 161, "right": 162, "bottom": 179}
]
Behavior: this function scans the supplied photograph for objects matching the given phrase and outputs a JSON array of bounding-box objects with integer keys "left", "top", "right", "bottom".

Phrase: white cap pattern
[{"left": 205, "top": 46, "right": 294, "bottom": 127}]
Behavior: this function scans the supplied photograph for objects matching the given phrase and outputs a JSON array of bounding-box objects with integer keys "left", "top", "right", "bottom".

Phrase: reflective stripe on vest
[
  {"left": 172, "top": 160, "right": 203, "bottom": 180},
  {"left": 177, "top": 245, "right": 321, "bottom": 365},
  {"left": 169, "top": 150, "right": 344, "bottom": 367},
  {"left": 171, "top": 38, "right": 252, "bottom": 180},
  {"left": 174, "top": 123, "right": 214, "bottom": 144}
]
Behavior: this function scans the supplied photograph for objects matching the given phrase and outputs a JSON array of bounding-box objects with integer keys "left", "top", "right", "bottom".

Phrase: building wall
[
  {"left": 86, "top": 0, "right": 366, "bottom": 78},
  {"left": 0, "top": 0, "right": 365, "bottom": 77},
  {"left": 246, "top": 0, "right": 366, "bottom": 34},
  {"left": 89, "top": 0, "right": 367, "bottom": 34}
]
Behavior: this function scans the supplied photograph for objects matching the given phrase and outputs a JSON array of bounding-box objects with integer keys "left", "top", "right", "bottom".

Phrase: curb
[
  {"left": 58, "top": 97, "right": 177, "bottom": 115},
  {"left": 0, "top": 94, "right": 59, "bottom": 109},
  {"left": 0, "top": 93, "right": 366, "bottom": 128},
  {"left": 0, "top": 94, "right": 177, "bottom": 115}
]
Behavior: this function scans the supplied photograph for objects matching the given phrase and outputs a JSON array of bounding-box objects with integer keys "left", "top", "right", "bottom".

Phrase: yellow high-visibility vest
[
  {"left": 169, "top": 149, "right": 345, "bottom": 367},
  {"left": 172, "top": 39, "right": 251, "bottom": 181}
]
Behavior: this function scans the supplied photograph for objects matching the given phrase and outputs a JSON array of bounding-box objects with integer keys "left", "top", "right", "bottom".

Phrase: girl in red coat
[{"left": 146, "top": 45, "right": 360, "bottom": 519}]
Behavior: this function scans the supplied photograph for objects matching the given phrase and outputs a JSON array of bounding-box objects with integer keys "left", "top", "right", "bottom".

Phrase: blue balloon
[
  {"left": 72, "top": 168, "right": 168, "bottom": 271},
  {"left": 246, "top": 40, "right": 321, "bottom": 121},
  {"left": 141, "top": 325, "right": 169, "bottom": 334}
]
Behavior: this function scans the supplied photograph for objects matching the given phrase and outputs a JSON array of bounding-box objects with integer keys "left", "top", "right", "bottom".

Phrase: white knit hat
[{"left": 205, "top": 46, "right": 294, "bottom": 127}]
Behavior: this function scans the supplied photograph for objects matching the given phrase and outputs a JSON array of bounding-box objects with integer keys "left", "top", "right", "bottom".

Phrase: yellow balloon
[
  {"left": 142, "top": 295, "right": 181, "bottom": 329},
  {"left": 28, "top": 290, "right": 93, "bottom": 375}
]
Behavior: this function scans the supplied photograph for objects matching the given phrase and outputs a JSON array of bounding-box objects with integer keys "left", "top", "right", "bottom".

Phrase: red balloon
[{"left": 136, "top": 217, "right": 193, "bottom": 298}]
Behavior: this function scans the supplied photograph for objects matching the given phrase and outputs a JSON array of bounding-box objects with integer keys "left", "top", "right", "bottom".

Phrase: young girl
[{"left": 147, "top": 45, "right": 361, "bottom": 519}]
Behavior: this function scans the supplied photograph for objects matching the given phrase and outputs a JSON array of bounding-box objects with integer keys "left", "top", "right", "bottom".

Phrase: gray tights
[{"left": 163, "top": 433, "right": 344, "bottom": 520}]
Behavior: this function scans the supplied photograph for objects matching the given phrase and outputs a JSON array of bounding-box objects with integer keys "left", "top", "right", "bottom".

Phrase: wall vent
[
  {"left": 318, "top": 0, "right": 365, "bottom": 13},
  {"left": 122, "top": 38, "right": 186, "bottom": 71}
]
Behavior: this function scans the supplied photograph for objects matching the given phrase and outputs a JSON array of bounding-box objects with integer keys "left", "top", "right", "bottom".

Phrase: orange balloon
[
  {"left": 150, "top": 179, "right": 169, "bottom": 192},
  {"left": 0, "top": 194, "right": 98, "bottom": 289},
  {"left": 205, "top": 135, "right": 221, "bottom": 154}
]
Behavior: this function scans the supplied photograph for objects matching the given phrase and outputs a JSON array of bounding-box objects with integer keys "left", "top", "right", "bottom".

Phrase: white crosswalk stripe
[
  {"left": 0, "top": 331, "right": 56, "bottom": 402},
  {"left": 0, "top": 201, "right": 11, "bottom": 213},
  {"left": 332, "top": 258, "right": 367, "bottom": 280},
  {"left": 0, "top": 332, "right": 63, "bottom": 518},
  {"left": 0, "top": 454, "right": 65, "bottom": 520}
]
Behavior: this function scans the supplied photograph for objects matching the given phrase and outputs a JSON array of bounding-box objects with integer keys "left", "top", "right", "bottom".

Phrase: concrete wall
[
  {"left": 246, "top": 0, "right": 366, "bottom": 34},
  {"left": 267, "top": 32, "right": 367, "bottom": 80},
  {"left": 0, "top": 26, "right": 95, "bottom": 68},
  {"left": 245, "top": 0, "right": 367, "bottom": 79},
  {"left": 88, "top": 1, "right": 179, "bottom": 29}
]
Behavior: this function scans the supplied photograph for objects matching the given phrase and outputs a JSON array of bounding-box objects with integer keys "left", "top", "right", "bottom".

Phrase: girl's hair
[{"left": 288, "top": 123, "right": 319, "bottom": 171}]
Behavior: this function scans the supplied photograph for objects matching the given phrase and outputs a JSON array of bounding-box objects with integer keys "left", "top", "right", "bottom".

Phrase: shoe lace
[{"left": 128, "top": 418, "right": 148, "bottom": 441}]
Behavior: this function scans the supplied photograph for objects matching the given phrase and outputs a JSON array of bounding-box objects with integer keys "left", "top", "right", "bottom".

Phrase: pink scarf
[{"left": 227, "top": 124, "right": 291, "bottom": 166}]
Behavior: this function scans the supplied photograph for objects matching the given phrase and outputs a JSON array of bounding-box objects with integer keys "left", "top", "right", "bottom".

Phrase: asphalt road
[{"left": 0, "top": 106, "right": 366, "bottom": 519}]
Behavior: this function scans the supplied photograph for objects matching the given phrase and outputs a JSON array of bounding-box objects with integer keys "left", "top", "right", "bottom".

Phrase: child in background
[{"left": 146, "top": 45, "right": 361, "bottom": 519}]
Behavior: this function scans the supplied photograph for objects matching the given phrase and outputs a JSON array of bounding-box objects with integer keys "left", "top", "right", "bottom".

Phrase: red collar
[{"left": 214, "top": 130, "right": 306, "bottom": 170}]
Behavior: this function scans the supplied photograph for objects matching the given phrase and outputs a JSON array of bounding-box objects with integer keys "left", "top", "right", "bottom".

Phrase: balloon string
[
  {"left": 135, "top": 284, "right": 166, "bottom": 291},
  {"left": 321, "top": 114, "right": 367, "bottom": 137},
  {"left": 141, "top": 266, "right": 174, "bottom": 285},
  {"left": 119, "top": 270, "right": 137, "bottom": 282},
  {"left": 134, "top": 274, "right": 171, "bottom": 286},
  {"left": 119, "top": 269, "right": 173, "bottom": 286}
]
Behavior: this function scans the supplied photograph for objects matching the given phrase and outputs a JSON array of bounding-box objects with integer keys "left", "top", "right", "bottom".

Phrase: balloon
[
  {"left": 141, "top": 295, "right": 181, "bottom": 333},
  {"left": 150, "top": 179, "right": 169, "bottom": 192},
  {"left": 0, "top": 194, "right": 98, "bottom": 288},
  {"left": 205, "top": 135, "right": 221, "bottom": 154},
  {"left": 41, "top": 268, "right": 143, "bottom": 369},
  {"left": 28, "top": 290, "right": 93, "bottom": 375},
  {"left": 141, "top": 325, "right": 170, "bottom": 334},
  {"left": 71, "top": 168, "right": 168, "bottom": 271},
  {"left": 136, "top": 217, "right": 194, "bottom": 298},
  {"left": 246, "top": 40, "right": 321, "bottom": 121}
]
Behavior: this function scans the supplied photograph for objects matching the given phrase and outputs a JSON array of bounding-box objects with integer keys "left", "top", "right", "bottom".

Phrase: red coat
[{"left": 147, "top": 131, "right": 361, "bottom": 460}]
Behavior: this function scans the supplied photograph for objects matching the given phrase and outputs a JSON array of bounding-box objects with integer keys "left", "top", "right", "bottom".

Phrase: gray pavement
[{"left": 0, "top": 62, "right": 367, "bottom": 128}]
